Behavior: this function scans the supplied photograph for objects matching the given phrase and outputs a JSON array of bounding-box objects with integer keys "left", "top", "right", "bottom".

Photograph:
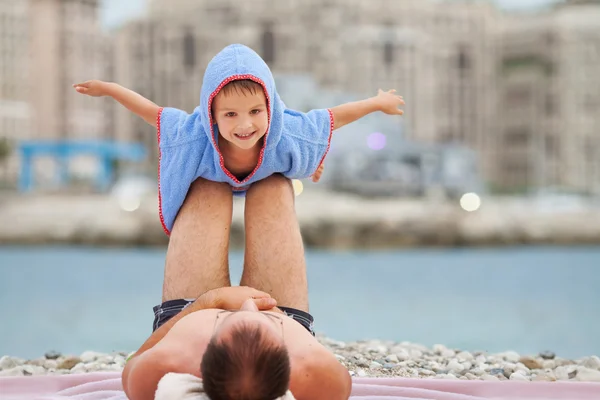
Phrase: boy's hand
[
  {"left": 374, "top": 89, "right": 405, "bottom": 115},
  {"left": 73, "top": 80, "right": 108, "bottom": 97},
  {"left": 312, "top": 163, "right": 325, "bottom": 183}
]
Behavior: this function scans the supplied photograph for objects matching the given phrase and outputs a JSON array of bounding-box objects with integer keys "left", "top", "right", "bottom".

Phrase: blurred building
[
  {"left": 0, "top": 0, "right": 30, "bottom": 179},
  {"left": 3, "top": 0, "right": 600, "bottom": 195},
  {"left": 495, "top": 0, "right": 600, "bottom": 194},
  {"left": 113, "top": 0, "right": 500, "bottom": 188},
  {"left": 0, "top": 0, "right": 111, "bottom": 186}
]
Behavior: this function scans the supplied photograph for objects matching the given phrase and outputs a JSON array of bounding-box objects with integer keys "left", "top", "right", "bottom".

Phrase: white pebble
[
  {"left": 482, "top": 374, "right": 500, "bottom": 381},
  {"left": 542, "top": 360, "right": 556, "bottom": 369},
  {"left": 71, "top": 363, "right": 88, "bottom": 374},
  {"left": 576, "top": 367, "right": 600, "bottom": 382},
  {"left": 510, "top": 372, "right": 529, "bottom": 381},
  {"left": 433, "top": 344, "right": 448, "bottom": 354},
  {"left": 385, "top": 354, "right": 399, "bottom": 363},
  {"left": 409, "top": 349, "right": 423, "bottom": 359},
  {"left": 356, "top": 368, "right": 367, "bottom": 377},
  {"left": 457, "top": 351, "right": 474, "bottom": 361},
  {"left": 554, "top": 366, "right": 573, "bottom": 381},
  {"left": 369, "top": 361, "right": 382, "bottom": 369},
  {"left": 80, "top": 351, "right": 103, "bottom": 363},
  {"left": 582, "top": 356, "right": 600, "bottom": 371},
  {"left": 502, "top": 351, "right": 521, "bottom": 363},
  {"left": 447, "top": 360, "right": 465, "bottom": 373},
  {"left": 0, "top": 356, "right": 18, "bottom": 370}
]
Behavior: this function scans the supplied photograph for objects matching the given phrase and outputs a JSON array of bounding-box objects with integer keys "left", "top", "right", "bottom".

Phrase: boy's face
[{"left": 212, "top": 89, "right": 269, "bottom": 151}]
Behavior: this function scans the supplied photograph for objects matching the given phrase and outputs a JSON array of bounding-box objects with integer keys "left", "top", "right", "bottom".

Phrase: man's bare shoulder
[{"left": 156, "top": 308, "right": 220, "bottom": 347}]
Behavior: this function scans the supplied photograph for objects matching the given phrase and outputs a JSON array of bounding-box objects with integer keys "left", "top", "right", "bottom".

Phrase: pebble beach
[{"left": 2, "top": 338, "right": 600, "bottom": 383}]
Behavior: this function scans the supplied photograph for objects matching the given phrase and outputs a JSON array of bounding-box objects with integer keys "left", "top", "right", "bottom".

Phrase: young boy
[{"left": 73, "top": 44, "right": 404, "bottom": 235}]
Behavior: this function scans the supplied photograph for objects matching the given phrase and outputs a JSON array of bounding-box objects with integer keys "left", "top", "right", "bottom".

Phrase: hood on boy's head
[{"left": 199, "top": 44, "right": 284, "bottom": 148}]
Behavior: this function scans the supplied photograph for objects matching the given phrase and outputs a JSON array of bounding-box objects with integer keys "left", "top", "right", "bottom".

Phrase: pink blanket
[{"left": 1, "top": 372, "right": 599, "bottom": 400}]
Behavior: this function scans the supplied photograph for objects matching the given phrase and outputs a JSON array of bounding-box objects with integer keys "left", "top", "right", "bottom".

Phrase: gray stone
[
  {"left": 539, "top": 351, "right": 556, "bottom": 360},
  {"left": 45, "top": 351, "right": 61, "bottom": 360}
]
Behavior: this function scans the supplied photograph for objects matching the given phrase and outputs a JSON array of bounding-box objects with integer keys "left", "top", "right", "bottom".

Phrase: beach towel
[{"left": 2, "top": 372, "right": 599, "bottom": 400}]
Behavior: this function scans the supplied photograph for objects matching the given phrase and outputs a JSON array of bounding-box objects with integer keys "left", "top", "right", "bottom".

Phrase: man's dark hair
[{"left": 200, "top": 321, "right": 291, "bottom": 400}]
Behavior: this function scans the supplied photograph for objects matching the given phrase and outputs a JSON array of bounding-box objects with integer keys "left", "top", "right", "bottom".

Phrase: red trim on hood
[
  {"left": 207, "top": 75, "right": 271, "bottom": 185},
  {"left": 156, "top": 107, "right": 171, "bottom": 236}
]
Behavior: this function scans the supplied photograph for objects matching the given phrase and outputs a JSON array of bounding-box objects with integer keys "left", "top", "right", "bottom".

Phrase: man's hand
[
  {"left": 208, "top": 286, "right": 277, "bottom": 310},
  {"left": 373, "top": 89, "right": 404, "bottom": 116},
  {"left": 73, "top": 80, "right": 109, "bottom": 97},
  {"left": 312, "top": 163, "right": 325, "bottom": 183}
]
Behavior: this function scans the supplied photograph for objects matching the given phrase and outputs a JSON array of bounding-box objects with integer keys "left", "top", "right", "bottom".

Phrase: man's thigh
[
  {"left": 161, "top": 177, "right": 233, "bottom": 303},
  {"left": 240, "top": 175, "right": 309, "bottom": 312}
]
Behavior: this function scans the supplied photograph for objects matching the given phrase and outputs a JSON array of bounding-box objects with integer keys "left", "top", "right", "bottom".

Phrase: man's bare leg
[
  {"left": 162, "top": 178, "right": 233, "bottom": 302},
  {"left": 240, "top": 174, "right": 309, "bottom": 312}
]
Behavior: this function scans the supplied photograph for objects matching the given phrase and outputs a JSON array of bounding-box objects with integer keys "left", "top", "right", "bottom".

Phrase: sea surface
[{"left": 1, "top": 246, "right": 599, "bottom": 360}]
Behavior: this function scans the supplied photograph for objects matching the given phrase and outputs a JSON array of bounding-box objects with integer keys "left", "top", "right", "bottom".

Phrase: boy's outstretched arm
[
  {"left": 73, "top": 80, "right": 160, "bottom": 127},
  {"left": 329, "top": 89, "right": 405, "bottom": 130}
]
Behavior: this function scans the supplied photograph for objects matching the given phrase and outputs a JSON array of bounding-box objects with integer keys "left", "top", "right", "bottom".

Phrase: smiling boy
[{"left": 73, "top": 44, "right": 404, "bottom": 235}]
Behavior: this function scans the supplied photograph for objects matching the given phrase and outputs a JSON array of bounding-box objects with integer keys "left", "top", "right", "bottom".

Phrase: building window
[
  {"left": 261, "top": 23, "right": 275, "bottom": 65},
  {"left": 383, "top": 41, "right": 394, "bottom": 65},
  {"left": 183, "top": 29, "right": 195, "bottom": 69},
  {"left": 458, "top": 48, "right": 470, "bottom": 70},
  {"left": 505, "top": 127, "right": 529, "bottom": 146}
]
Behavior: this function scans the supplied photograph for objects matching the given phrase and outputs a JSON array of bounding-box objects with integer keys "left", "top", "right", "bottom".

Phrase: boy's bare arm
[
  {"left": 329, "top": 89, "right": 405, "bottom": 130},
  {"left": 73, "top": 80, "right": 160, "bottom": 127}
]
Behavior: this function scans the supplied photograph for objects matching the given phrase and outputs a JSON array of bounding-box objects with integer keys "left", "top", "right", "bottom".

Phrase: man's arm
[
  {"left": 292, "top": 349, "right": 353, "bottom": 400},
  {"left": 329, "top": 89, "right": 404, "bottom": 130},
  {"left": 73, "top": 80, "right": 160, "bottom": 127}
]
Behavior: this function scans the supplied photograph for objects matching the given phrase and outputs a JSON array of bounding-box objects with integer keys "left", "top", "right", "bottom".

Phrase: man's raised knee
[
  {"left": 186, "top": 177, "right": 231, "bottom": 198},
  {"left": 247, "top": 174, "right": 293, "bottom": 195}
]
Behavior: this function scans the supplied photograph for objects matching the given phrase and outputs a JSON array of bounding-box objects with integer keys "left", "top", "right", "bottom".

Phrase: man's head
[
  {"left": 212, "top": 79, "right": 270, "bottom": 151},
  {"left": 200, "top": 299, "right": 291, "bottom": 400}
]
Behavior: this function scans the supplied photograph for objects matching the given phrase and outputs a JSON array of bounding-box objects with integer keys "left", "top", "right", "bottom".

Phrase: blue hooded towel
[{"left": 156, "top": 44, "right": 334, "bottom": 235}]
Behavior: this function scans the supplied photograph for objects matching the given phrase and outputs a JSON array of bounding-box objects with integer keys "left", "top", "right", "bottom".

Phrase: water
[{"left": 1, "top": 246, "right": 599, "bottom": 360}]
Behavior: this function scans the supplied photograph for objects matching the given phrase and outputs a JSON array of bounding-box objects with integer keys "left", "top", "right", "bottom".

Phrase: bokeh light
[
  {"left": 118, "top": 196, "right": 141, "bottom": 212},
  {"left": 460, "top": 193, "right": 481, "bottom": 212},
  {"left": 367, "top": 132, "right": 387, "bottom": 151},
  {"left": 292, "top": 179, "right": 304, "bottom": 196}
]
